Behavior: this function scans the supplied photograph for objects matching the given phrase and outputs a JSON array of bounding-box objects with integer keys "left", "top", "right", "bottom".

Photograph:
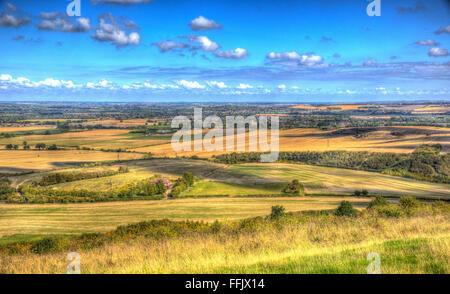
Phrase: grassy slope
[
  {"left": 1, "top": 212, "right": 448, "bottom": 274},
  {"left": 9, "top": 159, "right": 449, "bottom": 197}
]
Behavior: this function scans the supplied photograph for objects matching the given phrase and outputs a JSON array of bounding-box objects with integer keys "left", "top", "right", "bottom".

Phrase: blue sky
[{"left": 0, "top": 0, "right": 449, "bottom": 102}]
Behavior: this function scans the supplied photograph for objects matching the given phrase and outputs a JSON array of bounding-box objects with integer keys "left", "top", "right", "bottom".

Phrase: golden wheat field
[
  {"left": 0, "top": 150, "right": 143, "bottom": 172},
  {"left": 131, "top": 126, "right": 450, "bottom": 157},
  {"left": 0, "top": 126, "right": 54, "bottom": 133}
]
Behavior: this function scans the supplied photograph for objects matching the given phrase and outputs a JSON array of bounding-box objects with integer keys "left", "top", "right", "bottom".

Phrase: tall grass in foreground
[{"left": 0, "top": 202, "right": 449, "bottom": 274}]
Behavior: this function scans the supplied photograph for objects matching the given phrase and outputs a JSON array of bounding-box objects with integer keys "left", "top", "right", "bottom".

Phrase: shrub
[
  {"left": 399, "top": 196, "right": 419, "bottom": 210},
  {"left": 211, "top": 220, "right": 223, "bottom": 233},
  {"left": 335, "top": 201, "right": 356, "bottom": 217},
  {"left": 361, "top": 190, "right": 369, "bottom": 196},
  {"left": 31, "top": 237, "right": 65, "bottom": 254},
  {"left": 283, "top": 180, "right": 304, "bottom": 195},
  {"left": 368, "top": 195, "right": 389, "bottom": 208},
  {"left": 354, "top": 190, "right": 361, "bottom": 196},
  {"left": 270, "top": 205, "right": 286, "bottom": 219},
  {"left": 376, "top": 205, "right": 403, "bottom": 217}
]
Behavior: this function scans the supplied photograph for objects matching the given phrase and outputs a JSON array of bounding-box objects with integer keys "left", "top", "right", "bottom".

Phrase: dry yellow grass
[
  {"left": 0, "top": 150, "right": 143, "bottom": 171},
  {"left": 0, "top": 126, "right": 53, "bottom": 133},
  {"left": 0, "top": 196, "right": 370, "bottom": 236},
  {"left": 1, "top": 213, "right": 448, "bottom": 274},
  {"left": 0, "top": 128, "right": 171, "bottom": 150}
]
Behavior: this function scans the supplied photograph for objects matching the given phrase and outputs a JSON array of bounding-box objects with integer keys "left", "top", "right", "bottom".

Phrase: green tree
[
  {"left": 35, "top": 143, "right": 46, "bottom": 150},
  {"left": 155, "top": 180, "right": 167, "bottom": 195},
  {"left": 183, "top": 172, "right": 194, "bottom": 187}
]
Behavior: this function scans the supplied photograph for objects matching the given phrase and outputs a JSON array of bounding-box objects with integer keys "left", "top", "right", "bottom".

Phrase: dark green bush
[
  {"left": 368, "top": 195, "right": 389, "bottom": 208},
  {"left": 376, "top": 205, "right": 403, "bottom": 217},
  {"left": 335, "top": 201, "right": 357, "bottom": 217},
  {"left": 399, "top": 196, "right": 419, "bottom": 210},
  {"left": 270, "top": 205, "right": 286, "bottom": 219},
  {"left": 283, "top": 180, "right": 304, "bottom": 195}
]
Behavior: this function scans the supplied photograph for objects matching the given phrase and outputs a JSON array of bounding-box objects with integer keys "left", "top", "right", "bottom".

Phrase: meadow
[{"left": 1, "top": 202, "right": 448, "bottom": 274}]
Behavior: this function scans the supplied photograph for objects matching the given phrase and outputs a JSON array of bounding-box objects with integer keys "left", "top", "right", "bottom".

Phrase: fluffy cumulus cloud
[
  {"left": 236, "top": 83, "right": 252, "bottom": 89},
  {"left": 415, "top": 39, "right": 438, "bottom": 46},
  {"left": 428, "top": 47, "right": 449, "bottom": 57},
  {"left": 435, "top": 25, "right": 450, "bottom": 35},
  {"left": 0, "top": 74, "right": 79, "bottom": 89},
  {"left": 189, "top": 35, "right": 219, "bottom": 52},
  {"left": 38, "top": 12, "right": 90, "bottom": 33},
  {"left": 266, "top": 51, "right": 323, "bottom": 66},
  {"left": 214, "top": 48, "right": 248, "bottom": 59},
  {"left": 176, "top": 80, "right": 205, "bottom": 89},
  {"left": 189, "top": 16, "right": 221, "bottom": 31},
  {"left": 152, "top": 40, "right": 188, "bottom": 52},
  {"left": 266, "top": 51, "right": 301, "bottom": 61},
  {"left": 206, "top": 81, "right": 228, "bottom": 89},
  {"left": 0, "top": 3, "right": 30, "bottom": 28},
  {"left": 92, "top": 14, "right": 140, "bottom": 47},
  {"left": 86, "top": 79, "right": 115, "bottom": 89},
  {"left": 91, "top": 0, "right": 154, "bottom": 5}
]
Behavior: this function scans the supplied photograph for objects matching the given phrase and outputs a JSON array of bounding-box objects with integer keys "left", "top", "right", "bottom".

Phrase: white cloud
[
  {"left": 152, "top": 40, "right": 188, "bottom": 52},
  {"left": 435, "top": 25, "right": 450, "bottom": 35},
  {"left": 176, "top": 80, "right": 205, "bottom": 89},
  {"left": 0, "top": 4, "right": 30, "bottom": 28},
  {"left": 92, "top": 14, "right": 140, "bottom": 47},
  {"left": 0, "top": 74, "right": 79, "bottom": 89},
  {"left": 236, "top": 83, "right": 252, "bottom": 89},
  {"left": 428, "top": 47, "right": 449, "bottom": 57},
  {"left": 415, "top": 39, "right": 438, "bottom": 46},
  {"left": 214, "top": 48, "right": 248, "bottom": 59},
  {"left": 266, "top": 51, "right": 323, "bottom": 66},
  {"left": 267, "top": 51, "right": 301, "bottom": 60},
  {"left": 38, "top": 16, "right": 91, "bottom": 33},
  {"left": 277, "top": 84, "right": 286, "bottom": 89},
  {"left": 189, "top": 35, "right": 219, "bottom": 52},
  {"left": 206, "top": 81, "right": 228, "bottom": 89},
  {"left": 86, "top": 79, "right": 114, "bottom": 89},
  {"left": 189, "top": 16, "right": 221, "bottom": 31}
]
